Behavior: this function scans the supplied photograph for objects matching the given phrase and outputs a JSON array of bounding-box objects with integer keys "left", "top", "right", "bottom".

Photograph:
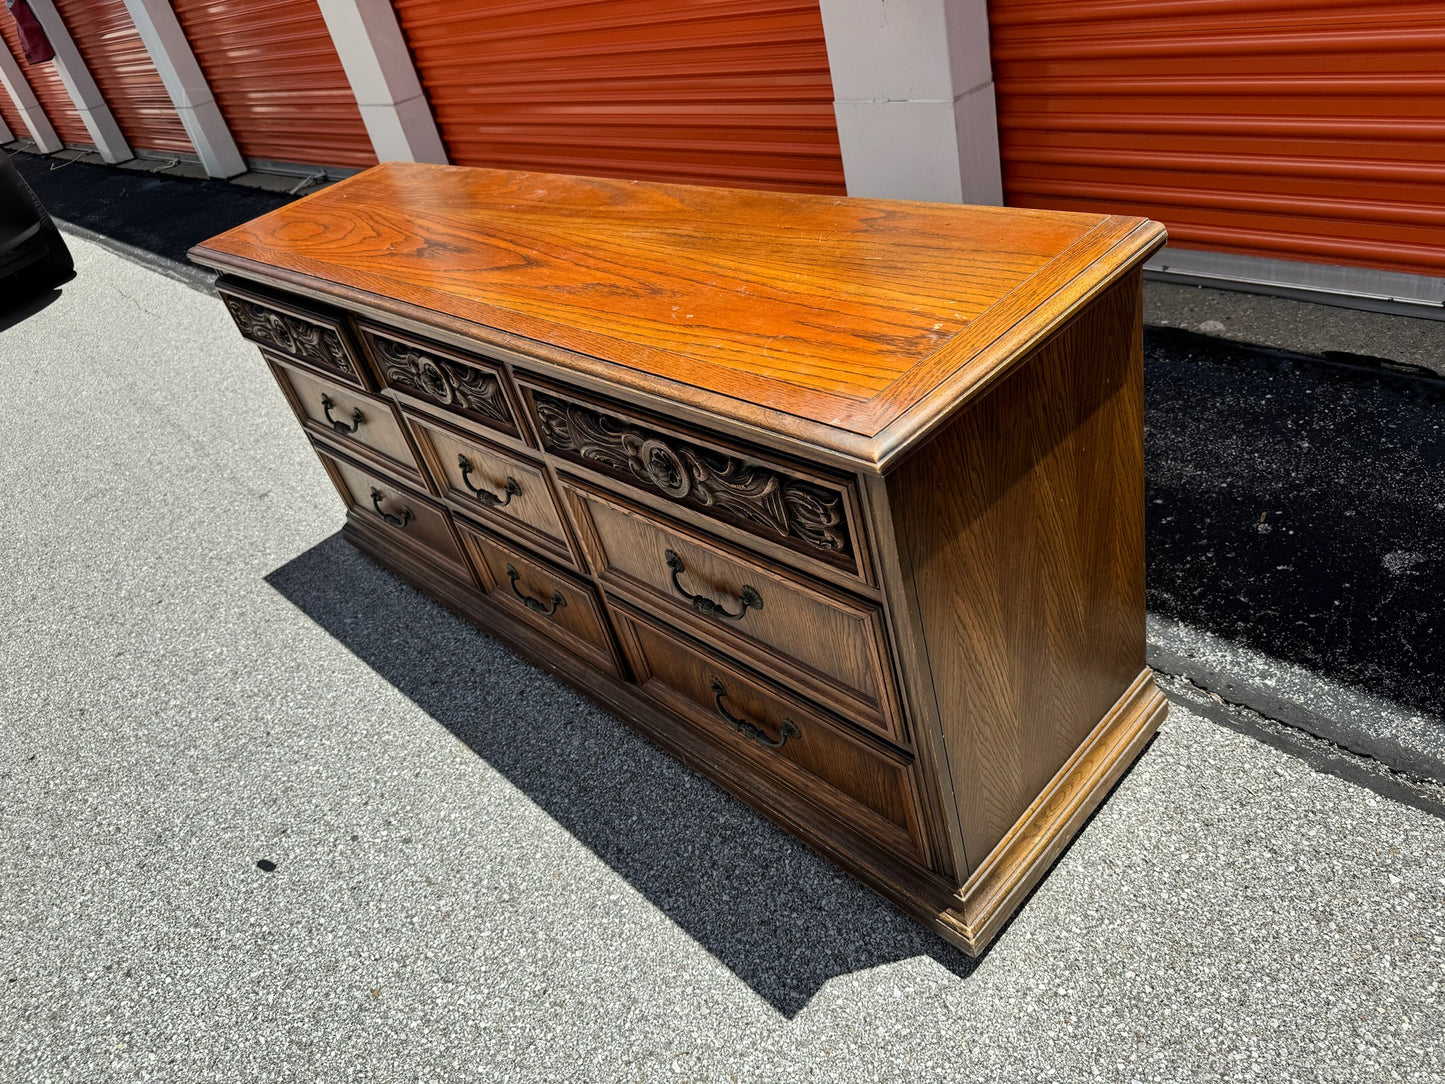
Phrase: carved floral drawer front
[
  {"left": 563, "top": 478, "right": 904, "bottom": 746},
  {"left": 404, "top": 411, "right": 576, "bottom": 568},
  {"left": 612, "top": 603, "right": 925, "bottom": 863},
  {"left": 315, "top": 445, "right": 472, "bottom": 584},
  {"left": 455, "top": 518, "right": 620, "bottom": 679},
  {"left": 269, "top": 357, "right": 424, "bottom": 484},
  {"left": 359, "top": 323, "right": 523, "bottom": 442},
  {"left": 520, "top": 383, "right": 866, "bottom": 582},
  {"left": 217, "top": 283, "right": 365, "bottom": 389}
]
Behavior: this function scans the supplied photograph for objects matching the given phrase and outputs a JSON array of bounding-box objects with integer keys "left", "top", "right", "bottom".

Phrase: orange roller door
[
  {"left": 393, "top": 0, "right": 844, "bottom": 193},
  {"left": 52, "top": 0, "right": 192, "bottom": 156},
  {"left": 169, "top": 0, "right": 373, "bottom": 169},
  {"left": 989, "top": 0, "right": 1445, "bottom": 277},
  {"left": 0, "top": 14, "right": 90, "bottom": 146},
  {"left": 0, "top": 48, "right": 23, "bottom": 137}
]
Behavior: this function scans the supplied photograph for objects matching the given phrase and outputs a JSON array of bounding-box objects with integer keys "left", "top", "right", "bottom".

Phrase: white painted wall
[
  {"left": 25, "top": 0, "right": 133, "bottom": 163},
  {"left": 0, "top": 44, "right": 62, "bottom": 153},
  {"left": 316, "top": 0, "right": 447, "bottom": 164},
  {"left": 819, "top": 0, "right": 1001, "bottom": 205},
  {"left": 121, "top": 0, "right": 246, "bottom": 177}
]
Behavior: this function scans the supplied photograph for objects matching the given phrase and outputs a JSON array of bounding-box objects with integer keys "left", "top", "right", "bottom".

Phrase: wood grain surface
[
  {"left": 889, "top": 274, "right": 1147, "bottom": 868},
  {"left": 191, "top": 164, "right": 1163, "bottom": 454}
]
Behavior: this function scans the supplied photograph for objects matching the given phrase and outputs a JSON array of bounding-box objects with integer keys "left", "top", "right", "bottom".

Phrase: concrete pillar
[
  {"left": 120, "top": 0, "right": 245, "bottom": 177},
  {"left": 316, "top": 0, "right": 447, "bottom": 164},
  {"left": 26, "top": 0, "right": 133, "bottom": 162},
  {"left": 0, "top": 44, "right": 62, "bottom": 152},
  {"left": 0, "top": 115, "right": 12, "bottom": 143},
  {"left": 818, "top": 0, "right": 1001, "bottom": 205}
]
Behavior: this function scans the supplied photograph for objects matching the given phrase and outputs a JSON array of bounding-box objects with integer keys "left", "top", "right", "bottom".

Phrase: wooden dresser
[{"left": 191, "top": 164, "right": 1168, "bottom": 954}]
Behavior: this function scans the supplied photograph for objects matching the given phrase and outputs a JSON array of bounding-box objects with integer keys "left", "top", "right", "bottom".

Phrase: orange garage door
[
  {"left": 392, "top": 0, "right": 844, "bottom": 193},
  {"left": 989, "top": 0, "right": 1445, "bottom": 278},
  {"left": 1, "top": 13, "right": 90, "bottom": 146},
  {"left": 168, "top": 0, "right": 373, "bottom": 169},
  {"left": 54, "top": 0, "right": 192, "bottom": 156}
]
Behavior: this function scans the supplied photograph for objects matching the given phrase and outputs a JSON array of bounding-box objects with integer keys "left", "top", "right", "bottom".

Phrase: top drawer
[
  {"left": 359, "top": 323, "right": 526, "bottom": 444},
  {"left": 218, "top": 281, "right": 367, "bottom": 390},
  {"left": 518, "top": 378, "right": 870, "bottom": 584}
]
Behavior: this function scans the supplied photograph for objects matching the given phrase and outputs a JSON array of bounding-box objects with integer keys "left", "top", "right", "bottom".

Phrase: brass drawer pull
[
  {"left": 369, "top": 487, "right": 413, "bottom": 527},
  {"left": 666, "top": 549, "right": 762, "bottom": 621},
  {"left": 458, "top": 454, "right": 521, "bottom": 508},
  {"left": 710, "top": 678, "right": 800, "bottom": 750},
  {"left": 507, "top": 563, "right": 566, "bottom": 616},
  {"left": 321, "top": 394, "right": 364, "bottom": 435}
]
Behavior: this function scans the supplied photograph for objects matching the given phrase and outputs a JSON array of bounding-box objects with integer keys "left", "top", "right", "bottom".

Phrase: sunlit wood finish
[{"left": 193, "top": 164, "right": 1168, "bottom": 954}]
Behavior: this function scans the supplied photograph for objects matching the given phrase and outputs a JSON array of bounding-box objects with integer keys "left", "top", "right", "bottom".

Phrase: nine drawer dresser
[{"left": 191, "top": 163, "right": 1169, "bottom": 954}]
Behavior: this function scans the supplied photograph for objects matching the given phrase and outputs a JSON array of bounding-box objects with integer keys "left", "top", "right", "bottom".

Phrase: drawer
[
  {"left": 455, "top": 518, "right": 620, "bottom": 678},
  {"left": 270, "top": 357, "right": 424, "bottom": 483},
  {"left": 405, "top": 412, "right": 576, "bottom": 567},
  {"left": 613, "top": 604, "right": 925, "bottom": 862},
  {"left": 358, "top": 322, "right": 525, "bottom": 442},
  {"left": 563, "top": 478, "right": 904, "bottom": 745},
  {"left": 518, "top": 379, "right": 869, "bottom": 584},
  {"left": 315, "top": 445, "right": 472, "bottom": 583},
  {"left": 218, "top": 280, "right": 366, "bottom": 389}
]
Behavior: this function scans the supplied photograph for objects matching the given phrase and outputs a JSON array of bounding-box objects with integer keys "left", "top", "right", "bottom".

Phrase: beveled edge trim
[
  {"left": 938, "top": 669, "right": 1168, "bottom": 955},
  {"left": 870, "top": 220, "right": 1167, "bottom": 470},
  {"left": 193, "top": 217, "right": 1163, "bottom": 467}
]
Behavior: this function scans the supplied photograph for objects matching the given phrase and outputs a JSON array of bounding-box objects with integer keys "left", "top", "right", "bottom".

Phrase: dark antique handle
[
  {"left": 710, "top": 678, "right": 800, "bottom": 750},
  {"left": 507, "top": 563, "right": 566, "bottom": 616},
  {"left": 665, "top": 549, "right": 762, "bottom": 621},
  {"left": 458, "top": 454, "right": 521, "bottom": 508},
  {"left": 369, "top": 487, "right": 412, "bottom": 528},
  {"left": 321, "top": 394, "right": 364, "bottom": 435}
]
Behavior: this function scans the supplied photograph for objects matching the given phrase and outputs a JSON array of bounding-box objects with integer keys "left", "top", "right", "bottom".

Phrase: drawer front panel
[
  {"left": 614, "top": 606, "right": 923, "bottom": 861},
  {"left": 522, "top": 383, "right": 866, "bottom": 581},
  {"left": 316, "top": 446, "right": 471, "bottom": 580},
  {"left": 456, "top": 519, "right": 619, "bottom": 678},
  {"left": 359, "top": 323, "right": 523, "bottom": 441},
  {"left": 219, "top": 283, "right": 365, "bottom": 388},
  {"left": 273, "top": 358, "right": 422, "bottom": 481},
  {"left": 406, "top": 413, "right": 575, "bottom": 565},
  {"left": 564, "top": 480, "right": 903, "bottom": 743}
]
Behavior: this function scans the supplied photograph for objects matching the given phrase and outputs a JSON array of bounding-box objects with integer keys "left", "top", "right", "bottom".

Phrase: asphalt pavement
[{"left": 2, "top": 150, "right": 1444, "bottom": 1081}]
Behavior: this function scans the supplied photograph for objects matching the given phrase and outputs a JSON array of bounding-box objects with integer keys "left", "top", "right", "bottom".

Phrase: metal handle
[
  {"left": 666, "top": 549, "right": 762, "bottom": 621},
  {"left": 458, "top": 454, "right": 521, "bottom": 508},
  {"left": 710, "top": 678, "right": 799, "bottom": 750},
  {"left": 321, "top": 394, "right": 364, "bottom": 435},
  {"left": 369, "top": 487, "right": 412, "bottom": 528},
  {"left": 507, "top": 563, "right": 566, "bottom": 616}
]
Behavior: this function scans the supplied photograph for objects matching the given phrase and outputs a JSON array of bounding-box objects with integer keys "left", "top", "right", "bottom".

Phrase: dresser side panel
[{"left": 888, "top": 273, "right": 1147, "bottom": 870}]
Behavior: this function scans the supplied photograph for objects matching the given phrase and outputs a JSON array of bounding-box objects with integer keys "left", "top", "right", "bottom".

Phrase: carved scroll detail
[
  {"left": 533, "top": 394, "right": 850, "bottom": 557},
  {"left": 225, "top": 297, "right": 355, "bottom": 378},
  {"left": 367, "top": 333, "right": 514, "bottom": 430}
]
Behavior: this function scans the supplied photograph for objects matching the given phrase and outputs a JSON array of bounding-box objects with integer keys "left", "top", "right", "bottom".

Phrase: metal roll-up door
[
  {"left": 168, "top": 0, "right": 373, "bottom": 169},
  {"left": 989, "top": 0, "right": 1445, "bottom": 277},
  {"left": 392, "top": 0, "right": 844, "bottom": 193},
  {"left": 52, "top": 0, "right": 192, "bottom": 156},
  {"left": 0, "top": 49, "right": 24, "bottom": 137},
  {"left": 0, "top": 13, "right": 90, "bottom": 146}
]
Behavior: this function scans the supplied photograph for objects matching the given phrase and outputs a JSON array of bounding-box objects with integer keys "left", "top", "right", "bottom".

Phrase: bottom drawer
[
  {"left": 316, "top": 443, "right": 472, "bottom": 582},
  {"left": 456, "top": 518, "right": 621, "bottom": 678},
  {"left": 612, "top": 603, "right": 926, "bottom": 862}
]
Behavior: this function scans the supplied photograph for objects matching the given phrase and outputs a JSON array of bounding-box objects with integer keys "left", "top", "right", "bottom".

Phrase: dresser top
[{"left": 191, "top": 163, "right": 1163, "bottom": 465}]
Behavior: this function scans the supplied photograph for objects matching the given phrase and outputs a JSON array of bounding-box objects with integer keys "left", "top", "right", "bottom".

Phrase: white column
[
  {"left": 0, "top": 44, "right": 62, "bottom": 152},
  {"left": 316, "top": 0, "right": 447, "bottom": 164},
  {"left": 819, "top": 0, "right": 1001, "bottom": 205},
  {"left": 120, "top": 0, "right": 245, "bottom": 177},
  {"left": 26, "top": 0, "right": 133, "bottom": 163},
  {"left": 0, "top": 116, "right": 12, "bottom": 143}
]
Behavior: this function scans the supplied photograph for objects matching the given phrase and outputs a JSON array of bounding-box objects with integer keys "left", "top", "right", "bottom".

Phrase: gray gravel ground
[{"left": 2, "top": 236, "right": 1444, "bottom": 1082}]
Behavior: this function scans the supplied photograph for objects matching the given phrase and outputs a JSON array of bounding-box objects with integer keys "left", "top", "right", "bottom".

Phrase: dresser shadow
[{"left": 266, "top": 533, "right": 979, "bottom": 1016}]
